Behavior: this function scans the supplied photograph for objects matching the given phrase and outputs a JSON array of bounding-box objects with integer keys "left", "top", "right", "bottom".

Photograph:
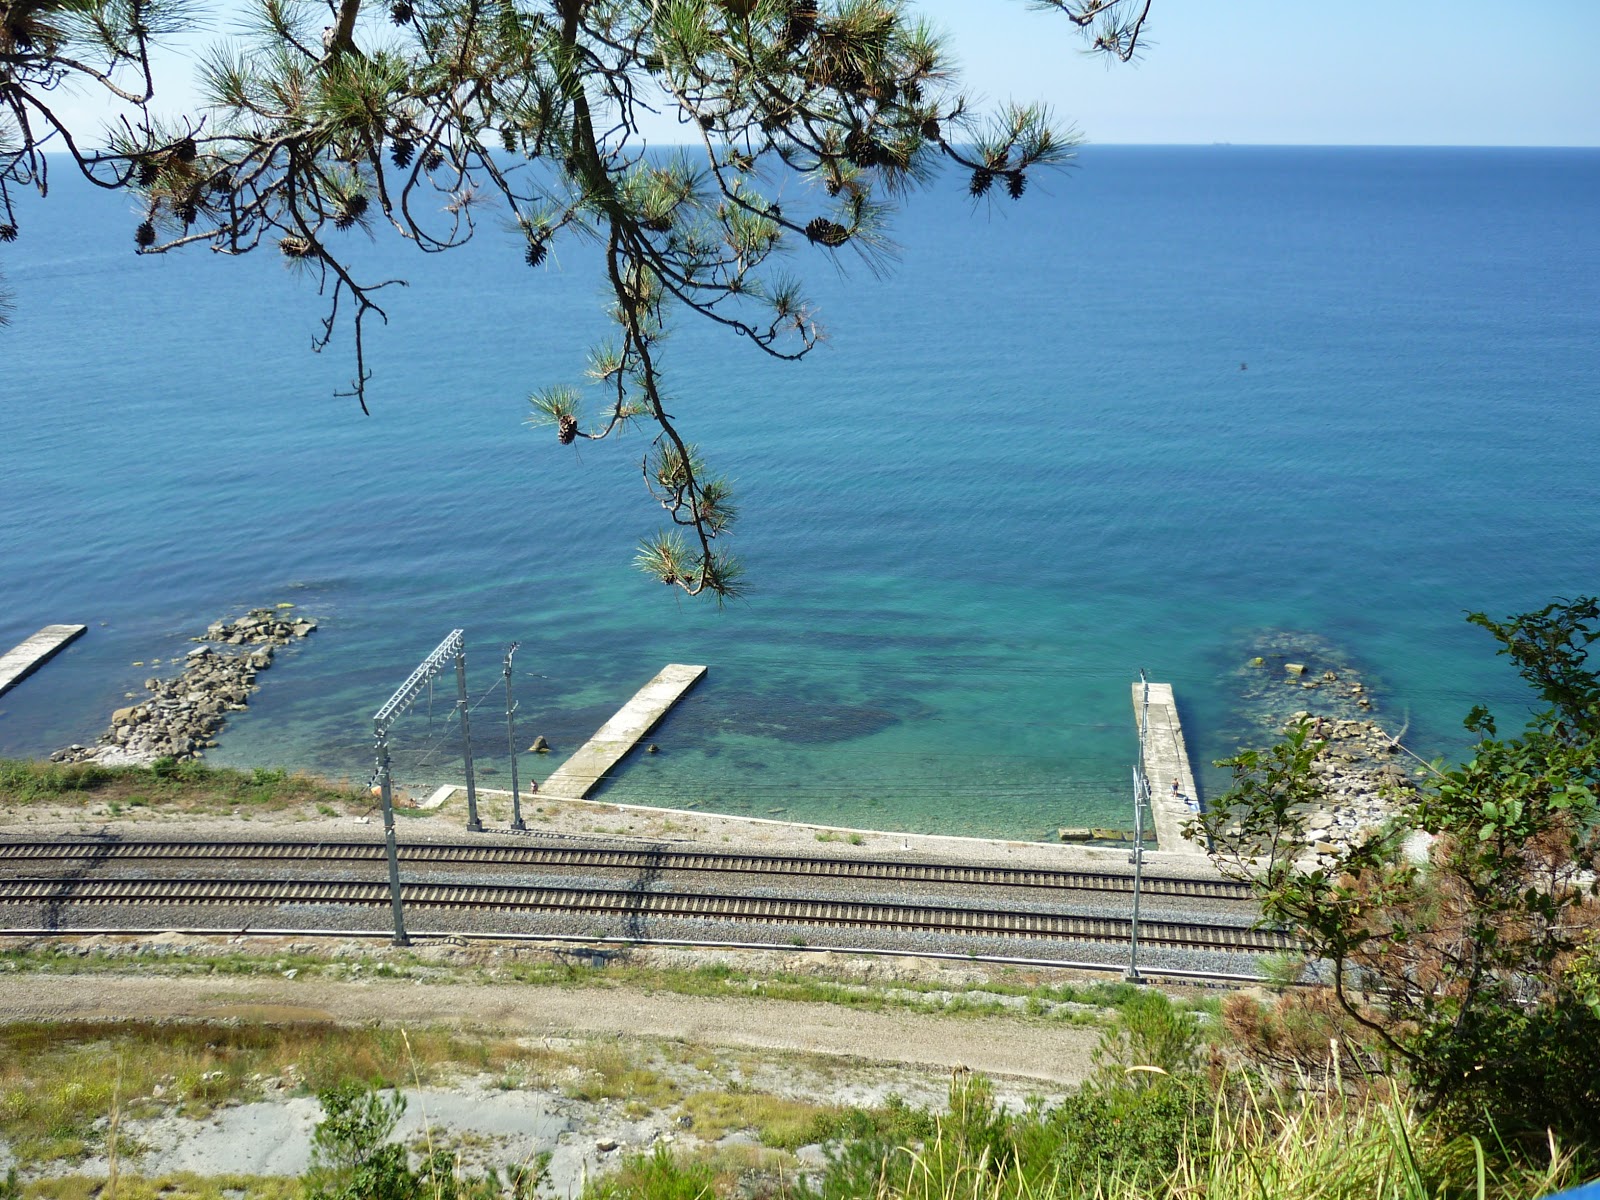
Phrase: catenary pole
[
  {"left": 1127, "top": 669, "right": 1150, "bottom": 983},
  {"left": 457, "top": 642, "right": 481, "bottom": 832},
  {"left": 371, "top": 630, "right": 468, "bottom": 943},
  {"left": 504, "top": 641, "right": 525, "bottom": 832},
  {"left": 371, "top": 727, "right": 410, "bottom": 946}
]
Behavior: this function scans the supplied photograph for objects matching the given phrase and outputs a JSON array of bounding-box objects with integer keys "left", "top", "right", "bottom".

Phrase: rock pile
[
  {"left": 200, "top": 609, "right": 318, "bottom": 646},
  {"left": 1286, "top": 711, "right": 1418, "bottom": 870},
  {"left": 53, "top": 607, "right": 316, "bottom": 766}
]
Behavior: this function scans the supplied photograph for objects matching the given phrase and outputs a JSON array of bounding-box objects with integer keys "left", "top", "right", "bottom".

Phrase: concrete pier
[
  {"left": 540, "top": 664, "right": 707, "bottom": 799},
  {"left": 1131, "top": 682, "right": 1208, "bottom": 857},
  {"left": 0, "top": 625, "right": 86, "bottom": 699}
]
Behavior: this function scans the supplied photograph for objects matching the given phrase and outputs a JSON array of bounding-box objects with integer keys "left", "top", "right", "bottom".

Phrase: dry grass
[
  {"left": 18, "top": 1172, "right": 301, "bottom": 1200},
  {"left": 0, "top": 1021, "right": 527, "bottom": 1166},
  {"left": 679, "top": 1090, "right": 842, "bottom": 1149},
  {"left": 563, "top": 1044, "right": 683, "bottom": 1113}
]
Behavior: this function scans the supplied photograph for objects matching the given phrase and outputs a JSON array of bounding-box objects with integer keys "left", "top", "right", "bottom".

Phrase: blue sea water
[{"left": 2, "top": 146, "right": 1596, "bottom": 839}]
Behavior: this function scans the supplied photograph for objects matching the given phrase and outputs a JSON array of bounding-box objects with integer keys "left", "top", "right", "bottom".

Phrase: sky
[
  {"left": 917, "top": 0, "right": 1600, "bottom": 147},
  {"left": 39, "top": 0, "right": 1600, "bottom": 147}
]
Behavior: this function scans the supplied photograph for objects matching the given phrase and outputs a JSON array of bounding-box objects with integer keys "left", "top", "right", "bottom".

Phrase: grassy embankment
[
  {"left": 0, "top": 758, "right": 646, "bottom": 832},
  {"left": 0, "top": 758, "right": 369, "bottom": 821}
]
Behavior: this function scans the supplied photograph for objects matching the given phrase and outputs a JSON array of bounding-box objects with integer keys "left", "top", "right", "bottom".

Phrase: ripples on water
[{"left": 2, "top": 147, "right": 1596, "bottom": 838}]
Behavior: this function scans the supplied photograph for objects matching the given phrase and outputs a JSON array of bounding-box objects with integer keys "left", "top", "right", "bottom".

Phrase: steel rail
[
  {"left": 0, "top": 839, "right": 1254, "bottom": 901},
  {"left": 0, "top": 876, "right": 1292, "bottom": 953}
]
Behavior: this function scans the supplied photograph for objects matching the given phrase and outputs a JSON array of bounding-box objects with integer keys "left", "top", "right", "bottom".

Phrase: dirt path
[{"left": 0, "top": 973, "right": 1099, "bottom": 1085}]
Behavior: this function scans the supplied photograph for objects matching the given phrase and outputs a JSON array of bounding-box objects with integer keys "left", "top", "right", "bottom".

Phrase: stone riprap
[
  {"left": 52, "top": 608, "right": 316, "bottom": 766},
  {"left": 1288, "top": 711, "right": 1418, "bottom": 869}
]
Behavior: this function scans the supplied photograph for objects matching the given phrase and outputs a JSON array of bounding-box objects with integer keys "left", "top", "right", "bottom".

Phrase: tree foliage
[
  {"left": 1, "top": 0, "right": 1154, "bottom": 596},
  {"left": 1193, "top": 598, "right": 1600, "bottom": 1149}
]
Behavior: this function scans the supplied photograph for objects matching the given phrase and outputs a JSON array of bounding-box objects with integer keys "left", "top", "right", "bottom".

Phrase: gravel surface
[{"left": 0, "top": 968, "right": 1102, "bottom": 1083}]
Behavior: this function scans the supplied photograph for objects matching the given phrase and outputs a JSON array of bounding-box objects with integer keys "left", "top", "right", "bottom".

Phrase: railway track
[
  {"left": 0, "top": 839, "right": 1255, "bottom": 901},
  {"left": 0, "top": 876, "right": 1291, "bottom": 953}
]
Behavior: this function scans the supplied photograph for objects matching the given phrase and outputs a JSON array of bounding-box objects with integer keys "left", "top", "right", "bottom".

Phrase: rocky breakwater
[
  {"left": 1287, "top": 712, "right": 1418, "bottom": 870},
  {"left": 53, "top": 608, "right": 317, "bottom": 766}
]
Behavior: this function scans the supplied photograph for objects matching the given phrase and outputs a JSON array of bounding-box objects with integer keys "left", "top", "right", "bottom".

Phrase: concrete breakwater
[{"left": 52, "top": 608, "right": 316, "bottom": 766}]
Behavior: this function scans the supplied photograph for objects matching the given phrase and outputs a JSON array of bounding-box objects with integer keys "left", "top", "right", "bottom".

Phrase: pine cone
[
  {"left": 137, "top": 160, "right": 160, "bottom": 187},
  {"left": 845, "top": 129, "right": 879, "bottom": 168},
  {"left": 1005, "top": 171, "right": 1026, "bottom": 200},
  {"left": 557, "top": 414, "right": 579, "bottom": 445},
  {"left": 525, "top": 240, "right": 548, "bottom": 267},
  {"left": 0, "top": 224, "right": 16, "bottom": 243},
  {"left": 805, "top": 218, "right": 849, "bottom": 247},
  {"left": 969, "top": 168, "right": 994, "bottom": 198},
  {"left": 390, "top": 0, "right": 412, "bottom": 21},
  {"left": 390, "top": 139, "right": 414, "bottom": 168},
  {"left": 135, "top": 221, "right": 156, "bottom": 249},
  {"left": 334, "top": 194, "right": 369, "bottom": 230}
]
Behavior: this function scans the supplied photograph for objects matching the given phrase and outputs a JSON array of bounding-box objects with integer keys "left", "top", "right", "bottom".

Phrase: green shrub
[
  {"left": 1089, "top": 988, "right": 1206, "bottom": 1088},
  {"left": 1048, "top": 1080, "right": 1206, "bottom": 1186},
  {"left": 304, "top": 1084, "right": 546, "bottom": 1200}
]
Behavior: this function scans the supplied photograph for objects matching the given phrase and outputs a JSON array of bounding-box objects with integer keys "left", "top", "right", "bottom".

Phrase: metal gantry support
[
  {"left": 455, "top": 641, "right": 481, "bottom": 833},
  {"left": 1127, "top": 668, "right": 1152, "bottom": 983},
  {"left": 370, "top": 730, "right": 410, "bottom": 947},
  {"left": 503, "top": 641, "right": 525, "bottom": 832},
  {"left": 371, "top": 629, "right": 468, "bottom": 947}
]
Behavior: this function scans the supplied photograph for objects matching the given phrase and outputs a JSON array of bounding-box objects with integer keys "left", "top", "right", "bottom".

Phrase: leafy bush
[
  {"left": 1196, "top": 597, "right": 1600, "bottom": 1153},
  {"left": 1048, "top": 1080, "right": 1207, "bottom": 1187}
]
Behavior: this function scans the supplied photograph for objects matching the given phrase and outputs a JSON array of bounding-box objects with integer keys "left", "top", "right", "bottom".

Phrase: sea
[{"left": 2, "top": 146, "right": 1596, "bottom": 840}]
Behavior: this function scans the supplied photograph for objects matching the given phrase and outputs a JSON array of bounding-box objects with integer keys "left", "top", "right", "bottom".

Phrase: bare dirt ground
[{"left": 0, "top": 968, "right": 1100, "bottom": 1084}]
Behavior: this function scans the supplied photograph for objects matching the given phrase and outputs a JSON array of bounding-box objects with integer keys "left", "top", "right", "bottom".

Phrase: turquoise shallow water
[{"left": 2, "top": 146, "right": 1597, "bottom": 838}]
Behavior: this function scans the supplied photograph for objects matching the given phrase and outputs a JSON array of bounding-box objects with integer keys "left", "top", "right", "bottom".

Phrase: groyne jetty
[
  {"left": 0, "top": 625, "right": 86, "bottom": 699},
  {"left": 541, "top": 664, "right": 707, "bottom": 799},
  {"left": 1132, "top": 682, "right": 1208, "bottom": 858}
]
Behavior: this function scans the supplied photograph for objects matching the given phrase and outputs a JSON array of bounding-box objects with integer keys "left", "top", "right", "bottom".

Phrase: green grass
[
  {"left": 562, "top": 1044, "right": 682, "bottom": 1111},
  {"left": 0, "top": 758, "right": 368, "bottom": 817}
]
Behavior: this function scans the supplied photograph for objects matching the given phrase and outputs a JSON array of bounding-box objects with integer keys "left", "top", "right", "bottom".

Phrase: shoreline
[{"left": 3, "top": 774, "right": 1227, "bottom": 878}]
